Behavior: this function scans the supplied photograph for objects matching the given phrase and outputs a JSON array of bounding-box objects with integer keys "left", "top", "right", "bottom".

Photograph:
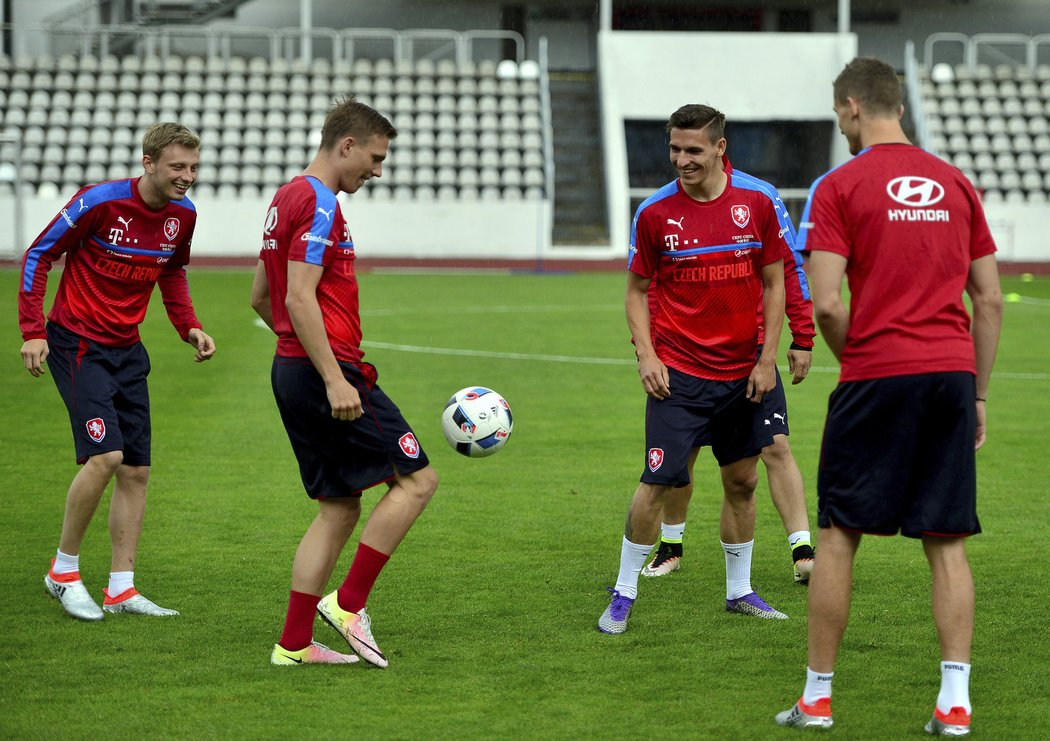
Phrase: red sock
[
  {"left": 278, "top": 590, "right": 321, "bottom": 652},
  {"left": 337, "top": 543, "right": 390, "bottom": 613}
]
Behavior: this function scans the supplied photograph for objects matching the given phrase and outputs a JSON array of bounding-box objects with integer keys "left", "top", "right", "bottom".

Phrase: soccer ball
[{"left": 441, "top": 387, "right": 513, "bottom": 458}]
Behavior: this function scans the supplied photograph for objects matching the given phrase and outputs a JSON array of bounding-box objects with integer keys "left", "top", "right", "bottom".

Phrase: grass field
[{"left": 2, "top": 267, "right": 1048, "bottom": 739}]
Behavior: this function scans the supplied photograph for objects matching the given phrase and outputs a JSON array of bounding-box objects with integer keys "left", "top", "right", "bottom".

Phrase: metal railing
[
  {"left": 924, "top": 32, "right": 1050, "bottom": 71},
  {"left": 24, "top": 22, "right": 524, "bottom": 68}
]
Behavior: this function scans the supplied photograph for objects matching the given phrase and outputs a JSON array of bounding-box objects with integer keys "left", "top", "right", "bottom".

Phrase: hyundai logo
[{"left": 886, "top": 176, "right": 945, "bottom": 207}]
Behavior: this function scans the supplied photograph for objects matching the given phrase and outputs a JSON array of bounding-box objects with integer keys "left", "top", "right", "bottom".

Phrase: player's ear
[
  {"left": 340, "top": 135, "right": 356, "bottom": 155},
  {"left": 142, "top": 154, "right": 154, "bottom": 174}
]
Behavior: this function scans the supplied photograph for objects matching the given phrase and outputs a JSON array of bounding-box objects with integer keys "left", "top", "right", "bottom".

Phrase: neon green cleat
[
  {"left": 271, "top": 641, "right": 359, "bottom": 666},
  {"left": 316, "top": 592, "right": 388, "bottom": 668}
]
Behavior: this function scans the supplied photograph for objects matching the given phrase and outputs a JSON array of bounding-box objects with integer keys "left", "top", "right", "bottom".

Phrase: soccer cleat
[
  {"left": 597, "top": 587, "right": 634, "bottom": 634},
  {"left": 793, "top": 558, "right": 815, "bottom": 584},
  {"left": 45, "top": 566, "right": 104, "bottom": 621},
  {"left": 792, "top": 544, "right": 816, "bottom": 584},
  {"left": 102, "top": 587, "right": 180, "bottom": 616},
  {"left": 271, "top": 641, "right": 360, "bottom": 666},
  {"left": 925, "top": 706, "right": 972, "bottom": 736},
  {"left": 641, "top": 542, "right": 681, "bottom": 577},
  {"left": 726, "top": 591, "right": 788, "bottom": 620},
  {"left": 316, "top": 592, "right": 388, "bottom": 668},
  {"left": 775, "top": 697, "right": 834, "bottom": 729}
]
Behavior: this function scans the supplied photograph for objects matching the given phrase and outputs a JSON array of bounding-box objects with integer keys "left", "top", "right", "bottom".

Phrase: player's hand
[
  {"left": 327, "top": 377, "right": 363, "bottom": 421},
  {"left": 21, "top": 339, "right": 49, "bottom": 377},
  {"left": 746, "top": 360, "right": 776, "bottom": 403},
  {"left": 975, "top": 399, "right": 987, "bottom": 450},
  {"left": 637, "top": 354, "right": 670, "bottom": 400},
  {"left": 786, "top": 348, "right": 812, "bottom": 385},
  {"left": 187, "top": 328, "right": 216, "bottom": 362}
]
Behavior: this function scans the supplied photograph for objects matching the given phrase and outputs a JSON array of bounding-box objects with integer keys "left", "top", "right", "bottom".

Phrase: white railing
[{"left": 924, "top": 32, "right": 1050, "bottom": 71}]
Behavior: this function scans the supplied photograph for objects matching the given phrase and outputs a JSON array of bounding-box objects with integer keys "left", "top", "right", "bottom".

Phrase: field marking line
[{"left": 253, "top": 321, "right": 1048, "bottom": 380}]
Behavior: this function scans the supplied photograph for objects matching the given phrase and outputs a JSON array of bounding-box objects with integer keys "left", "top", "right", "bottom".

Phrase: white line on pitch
[{"left": 254, "top": 323, "right": 1049, "bottom": 380}]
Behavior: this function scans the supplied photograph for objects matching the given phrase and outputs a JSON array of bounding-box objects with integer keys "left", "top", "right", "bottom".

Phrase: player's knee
[
  {"left": 88, "top": 450, "right": 124, "bottom": 476},
  {"left": 760, "top": 435, "right": 792, "bottom": 466},
  {"left": 723, "top": 471, "right": 758, "bottom": 498},
  {"left": 408, "top": 466, "right": 439, "bottom": 502}
]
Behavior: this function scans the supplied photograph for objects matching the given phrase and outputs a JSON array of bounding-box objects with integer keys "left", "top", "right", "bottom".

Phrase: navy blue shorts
[
  {"left": 272, "top": 356, "right": 430, "bottom": 499},
  {"left": 688, "top": 356, "right": 789, "bottom": 448},
  {"left": 641, "top": 368, "right": 772, "bottom": 487},
  {"left": 46, "top": 323, "right": 152, "bottom": 466},
  {"left": 761, "top": 365, "right": 790, "bottom": 438},
  {"left": 817, "top": 372, "right": 980, "bottom": 538}
]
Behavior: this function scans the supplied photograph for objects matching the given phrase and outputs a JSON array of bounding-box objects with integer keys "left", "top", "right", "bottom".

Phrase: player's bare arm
[
  {"left": 625, "top": 272, "right": 670, "bottom": 400},
  {"left": 748, "top": 260, "right": 784, "bottom": 402},
  {"left": 807, "top": 251, "right": 850, "bottom": 362},
  {"left": 286, "top": 260, "right": 363, "bottom": 421},
  {"left": 966, "top": 253, "right": 1004, "bottom": 450},
  {"left": 186, "top": 328, "right": 216, "bottom": 363},
  {"left": 20, "top": 338, "right": 49, "bottom": 377},
  {"left": 249, "top": 259, "right": 275, "bottom": 331}
]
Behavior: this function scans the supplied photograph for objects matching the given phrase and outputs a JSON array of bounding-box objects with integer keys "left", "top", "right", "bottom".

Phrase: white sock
[
  {"left": 937, "top": 661, "right": 972, "bottom": 715},
  {"left": 802, "top": 667, "right": 834, "bottom": 704},
  {"left": 722, "top": 539, "right": 754, "bottom": 599},
  {"left": 53, "top": 549, "right": 80, "bottom": 575},
  {"left": 613, "top": 536, "right": 654, "bottom": 600},
  {"left": 108, "top": 571, "right": 135, "bottom": 596},
  {"left": 661, "top": 521, "right": 686, "bottom": 543},
  {"left": 788, "top": 530, "right": 812, "bottom": 549}
]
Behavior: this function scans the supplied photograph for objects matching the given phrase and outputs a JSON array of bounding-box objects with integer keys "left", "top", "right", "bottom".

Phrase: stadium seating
[
  {"left": 919, "top": 59, "right": 1050, "bottom": 203},
  {"left": 1, "top": 52, "right": 548, "bottom": 201}
]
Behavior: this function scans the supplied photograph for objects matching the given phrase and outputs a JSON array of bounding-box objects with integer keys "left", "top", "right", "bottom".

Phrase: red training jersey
[
  {"left": 19, "top": 178, "right": 200, "bottom": 347},
  {"left": 629, "top": 162, "right": 790, "bottom": 380},
  {"left": 797, "top": 143, "right": 996, "bottom": 382},
  {"left": 259, "top": 176, "right": 364, "bottom": 364},
  {"left": 725, "top": 163, "right": 815, "bottom": 350}
]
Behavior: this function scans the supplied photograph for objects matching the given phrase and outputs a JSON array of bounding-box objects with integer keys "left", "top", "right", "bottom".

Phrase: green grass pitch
[{"left": 1, "top": 267, "right": 1048, "bottom": 738}]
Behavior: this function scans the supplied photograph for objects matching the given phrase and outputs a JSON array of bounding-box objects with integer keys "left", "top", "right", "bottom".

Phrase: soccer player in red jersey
[
  {"left": 642, "top": 195, "right": 817, "bottom": 584},
  {"left": 19, "top": 122, "right": 216, "bottom": 621},
  {"left": 251, "top": 97, "right": 438, "bottom": 667},
  {"left": 598, "top": 104, "right": 790, "bottom": 634},
  {"left": 775, "top": 58, "right": 1002, "bottom": 736}
]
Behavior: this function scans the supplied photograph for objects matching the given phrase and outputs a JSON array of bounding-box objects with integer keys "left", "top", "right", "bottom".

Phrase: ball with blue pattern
[{"left": 441, "top": 386, "right": 513, "bottom": 458}]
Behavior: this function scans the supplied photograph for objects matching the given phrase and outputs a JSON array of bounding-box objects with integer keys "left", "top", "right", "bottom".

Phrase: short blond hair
[{"left": 142, "top": 122, "right": 201, "bottom": 161}]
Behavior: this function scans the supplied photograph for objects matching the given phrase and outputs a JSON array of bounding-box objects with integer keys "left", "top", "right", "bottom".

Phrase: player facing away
[
  {"left": 774, "top": 58, "right": 1002, "bottom": 736},
  {"left": 19, "top": 122, "right": 216, "bottom": 621},
  {"left": 642, "top": 179, "right": 817, "bottom": 584},
  {"left": 251, "top": 96, "right": 438, "bottom": 667},
  {"left": 598, "top": 103, "right": 790, "bottom": 635}
]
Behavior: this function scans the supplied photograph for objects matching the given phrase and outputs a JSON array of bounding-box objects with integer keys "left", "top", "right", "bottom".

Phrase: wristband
[
  {"left": 976, "top": 397, "right": 987, "bottom": 402},
  {"left": 789, "top": 343, "right": 813, "bottom": 351}
]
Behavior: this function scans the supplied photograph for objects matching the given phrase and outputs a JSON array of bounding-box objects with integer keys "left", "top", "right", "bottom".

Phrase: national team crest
[
  {"left": 647, "top": 447, "right": 664, "bottom": 472},
  {"left": 163, "top": 217, "right": 180, "bottom": 241},
  {"left": 85, "top": 418, "right": 106, "bottom": 443},
  {"left": 399, "top": 432, "right": 421, "bottom": 459},
  {"left": 730, "top": 204, "right": 751, "bottom": 229}
]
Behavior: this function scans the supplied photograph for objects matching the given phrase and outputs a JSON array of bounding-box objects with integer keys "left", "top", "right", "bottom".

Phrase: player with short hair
[
  {"left": 20, "top": 122, "right": 215, "bottom": 621},
  {"left": 251, "top": 96, "right": 438, "bottom": 667},
  {"left": 642, "top": 215, "right": 817, "bottom": 584},
  {"left": 775, "top": 57, "right": 1002, "bottom": 735},
  {"left": 598, "top": 103, "right": 791, "bottom": 634}
]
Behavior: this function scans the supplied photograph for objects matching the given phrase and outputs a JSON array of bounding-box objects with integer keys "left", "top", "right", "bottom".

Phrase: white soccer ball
[{"left": 441, "top": 386, "right": 513, "bottom": 458}]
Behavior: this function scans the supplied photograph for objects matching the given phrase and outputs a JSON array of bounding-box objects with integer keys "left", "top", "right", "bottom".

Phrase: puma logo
[
  {"left": 317, "top": 206, "right": 333, "bottom": 219},
  {"left": 667, "top": 217, "right": 684, "bottom": 230},
  {"left": 78, "top": 198, "right": 87, "bottom": 212},
  {"left": 117, "top": 216, "right": 133, "bottom": 230}
]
